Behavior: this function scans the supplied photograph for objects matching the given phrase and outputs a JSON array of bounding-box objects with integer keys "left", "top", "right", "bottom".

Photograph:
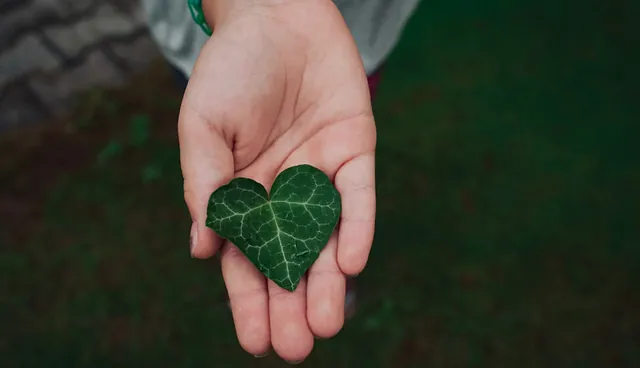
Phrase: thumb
[{"left": 178, "top": 104, "right": 234, "bottom": 259}]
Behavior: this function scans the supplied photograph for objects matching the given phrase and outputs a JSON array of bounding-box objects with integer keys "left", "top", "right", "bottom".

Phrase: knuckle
[
  {"left": 307, "top": 265, "right": 343, "bottom": 278},
  {"left": 228, "top": 286, "right": 268, "bottom": 305},
  {"left": 269, "top": 288, "right": 298, "bottom": 302},
  {"left": 340, "top": 213, "right": 376, "bottom": 223}
]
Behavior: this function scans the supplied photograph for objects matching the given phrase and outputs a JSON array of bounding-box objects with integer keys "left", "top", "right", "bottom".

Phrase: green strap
[{"left": 188, "top": 0, "right": 213, "bottom": 36}]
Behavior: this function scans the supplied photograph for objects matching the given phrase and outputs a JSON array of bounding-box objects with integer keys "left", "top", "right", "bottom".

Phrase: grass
[{"left": 1, "top": 0, "right": 639, "bottom": 366}]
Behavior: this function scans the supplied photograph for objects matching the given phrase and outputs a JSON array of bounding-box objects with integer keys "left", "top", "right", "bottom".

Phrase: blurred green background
[{"left": 2, "top": 0, "right": 639, "bottom": 366}]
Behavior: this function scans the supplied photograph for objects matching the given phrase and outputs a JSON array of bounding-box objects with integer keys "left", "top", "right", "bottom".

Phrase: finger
[
  {"left": 178, "top": 105, "right": 234, "bottom": 259},
  {"left": 335, "top": 153, "right": 376, "bottom": 275},
  {"left": 307, "top": 233, "right": 345, "bottom": 338},
  {"left": 221, "top": 241, "right": 271, "bottom": 356},
  {"left": 268, "top": 277, "right": 314, "bottom": 363}
]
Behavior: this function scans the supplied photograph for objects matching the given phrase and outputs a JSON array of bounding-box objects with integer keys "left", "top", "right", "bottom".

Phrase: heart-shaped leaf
[{"left": 206, "top": 164, "right": 341, "bottom": 291}]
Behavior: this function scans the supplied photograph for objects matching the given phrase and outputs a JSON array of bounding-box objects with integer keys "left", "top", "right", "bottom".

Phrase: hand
[{"left": 178, "top": 0, "right": 376, "bottom": 362}]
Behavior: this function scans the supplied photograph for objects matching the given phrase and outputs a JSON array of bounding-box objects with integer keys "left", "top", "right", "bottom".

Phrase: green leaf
[{"left": 206, "top": 164, "right": 341, "bottom": 291}]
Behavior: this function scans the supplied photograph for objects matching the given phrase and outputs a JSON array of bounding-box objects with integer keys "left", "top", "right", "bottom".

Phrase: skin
[{"left": 178, "top": 0, "right": 376, "bottom": 362}]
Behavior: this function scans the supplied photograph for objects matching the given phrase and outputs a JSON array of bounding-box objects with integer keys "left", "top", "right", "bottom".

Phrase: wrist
[
  {"left": 201, "top": 0, "right": 249, "bottom": 27},
  {"left": 201, "top": 0, "right": 332, "bottom": 29}
]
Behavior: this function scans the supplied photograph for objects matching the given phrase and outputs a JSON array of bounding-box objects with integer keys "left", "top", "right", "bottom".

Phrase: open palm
[{"left": 178, "top": 1, "right": 376, "bottom": 362}]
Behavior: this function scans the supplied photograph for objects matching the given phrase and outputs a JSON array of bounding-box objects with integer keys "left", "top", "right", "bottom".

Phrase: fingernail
[
  {"left": 253, "top": 352, "right": 269, "bottom": 358},
  {"left": 286, "top": 360, "right": 303, "bottom": 365},
  {"left": 190, "top": 222, "right": 198, "bottom": 256}
]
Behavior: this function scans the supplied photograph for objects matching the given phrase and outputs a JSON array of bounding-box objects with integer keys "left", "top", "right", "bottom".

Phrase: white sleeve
[{"left": 142, "top": 0, "right": 420, "bottom": 77}]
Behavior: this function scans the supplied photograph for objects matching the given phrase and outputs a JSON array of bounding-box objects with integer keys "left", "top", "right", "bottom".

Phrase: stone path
[{"left": 0, "top": 0, "right": 163, "bottom": 132}]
